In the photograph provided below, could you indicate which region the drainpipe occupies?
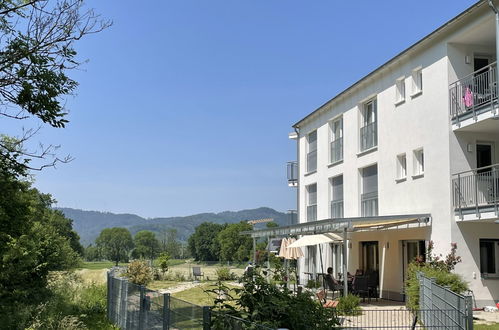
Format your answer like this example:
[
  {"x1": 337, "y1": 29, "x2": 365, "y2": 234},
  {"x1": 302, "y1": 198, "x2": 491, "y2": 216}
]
[
  {"x1": 489, "y1": 0, "x2": 499, "y2": 100},
  {"x1": 294, "y1": 127, "x2": 301, "y2": 283}
]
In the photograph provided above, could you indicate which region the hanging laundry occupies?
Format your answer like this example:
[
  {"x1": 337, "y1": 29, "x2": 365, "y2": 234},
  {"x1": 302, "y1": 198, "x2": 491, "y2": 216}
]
[{"x1": 463, "y1": 87, "x2": 474, "y2": 107}]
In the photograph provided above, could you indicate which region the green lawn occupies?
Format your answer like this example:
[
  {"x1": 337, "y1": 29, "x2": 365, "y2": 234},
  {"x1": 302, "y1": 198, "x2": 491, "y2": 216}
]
[
  {"x1": 474, "y1": 323, "x2": 499, "y2": 330},
  {"x1": 79, "y1": 261, "x2": 122, "y2": 270},
  {"x1": 172, "y1": 283, "x2": 240, "y2": 306}
]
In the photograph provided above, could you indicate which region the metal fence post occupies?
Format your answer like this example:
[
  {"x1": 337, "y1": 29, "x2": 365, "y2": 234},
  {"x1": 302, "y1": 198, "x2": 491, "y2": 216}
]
[
  {"x1": 203, "y1": 306, "x2": 211, "y2": 330},
  {"x1": 107, "y1": 271, "x2": 112, "y2": 322},
  {"x1": 139, "y1": 285, "x2": 146, "y2": 330},
  {"x1": 465, "y1": 295, "x2": 473, "y2": 330},
  {"x1": 163, "y1": 293, "x2": 170, "y2": 330}
]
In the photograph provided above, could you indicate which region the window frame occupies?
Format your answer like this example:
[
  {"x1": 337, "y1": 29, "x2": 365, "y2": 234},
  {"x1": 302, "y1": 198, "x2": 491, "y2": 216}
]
[
  {"x1": 411, "y1": 67, "x2": 423, "y2": 97},
  {"x1": 479, "y1": 239, "x2": 499, "y2": 278},
  {"x1": 396, "y1": 153, "x2": 407, "y2": 182},
  {"x1": 306, "y1": 183, "x2": 317, "y2": 222},
  {"x1": 329, "y1": 117, "x2": 343, "y2": 164},
  {"x1": 412, "y1": 148, "x2": 424, "y2": 178},
  {"x1": 306, "y1": 130, "x2": 317, "y2": 173},
  {"x1": 359, "y1": 98, "x2": 378, "y2": 152},
  {"x1": 395, "y1": 77, "x2": 406, "y2": 105}
]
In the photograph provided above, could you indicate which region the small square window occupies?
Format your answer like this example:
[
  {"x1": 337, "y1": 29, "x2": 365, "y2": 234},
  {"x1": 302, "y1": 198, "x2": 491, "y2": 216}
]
[
  {"x1": 413, "y1": 149, "x2": 424, "y2": 177},
  {"x1": 395, "y1": 78, "x2": 405, "y2": 104},
  {"x1": 411, "y1": 67, "x2": 423, "y2": 96},
  {"x1": 397, "y1": 154, "x2": 407, "y2": 180}
]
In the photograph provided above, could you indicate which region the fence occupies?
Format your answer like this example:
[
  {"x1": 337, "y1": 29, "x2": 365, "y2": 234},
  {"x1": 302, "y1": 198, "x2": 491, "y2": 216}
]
[{"x1": 418, "y1": 272, "x2": 473, "y2": 330}]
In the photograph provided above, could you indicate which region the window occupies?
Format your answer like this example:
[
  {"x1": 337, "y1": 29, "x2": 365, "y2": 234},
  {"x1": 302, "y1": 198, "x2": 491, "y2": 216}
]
[
  {"x1": 411, "y1": 67, "x2": 423, "y2": 96},
  {"x1": 413, "y1": 148, "x2": 424, "y2": 177},
  {"x1": 396, "y1": 153, "x2": 407, "y2": 181},
  {"x1": 307, "y1": 130, "x2": 317, "y2": 173},
  {"x1": 360, "y1": 99, "x2": 377, "y2": 151},
  {"x1": 307, "y1": 183, "x2": 317, "y2": 222},
  {"x1": 480, "y1": 239, "x2": 499, "y2": 277},
  {"x1": 330, "y1": 175, "x2": 344, "y2": 218},
  {"x1": 361, "y1": 165, "x2": 378, "y2": 216},
  {"x1": 330, "y1": 118, "x2": 343, "y2": 163},
  {"x1": 395, "y1": 77, "x2": 406, "y2": 104}
]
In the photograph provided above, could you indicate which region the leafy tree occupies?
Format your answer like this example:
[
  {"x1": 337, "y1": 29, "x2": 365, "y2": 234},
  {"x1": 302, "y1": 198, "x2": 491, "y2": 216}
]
[
  {"x1": 133, "y1": 230, "x2": 160, "y2": 260},
  {"x1": 84, "y1": 244, "x2": 101, "y2": 261},
  {"x1": 157, "y1": 252, "x2": 170, "y2": 276},
  {"x1": 0, "y1": 0, "x2": 110, "y2": 173},
  {"x1": 266, "y1": 221, "x2": 279, "y2": 228},
  {"x1": 123, "y1": 260, "x2": 153, "y2": 286},
  {"x1": 217, "y1": 222, "x2": 253, "y2": 262},
  {"x1": 160, "y1": 228, "x2": 182, "y2": 258},
  {"x1": 96, "y1": 227, "x2": 133, "y2": 266},
  {"x1": 188, "y1": 222, "x2": 225, "y2": 261}
]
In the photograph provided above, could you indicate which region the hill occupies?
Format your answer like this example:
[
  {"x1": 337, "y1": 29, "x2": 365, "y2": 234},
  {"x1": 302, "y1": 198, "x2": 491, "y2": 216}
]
[{"x1": 58, "y1": 207, "x2": 289, "y2": 246}]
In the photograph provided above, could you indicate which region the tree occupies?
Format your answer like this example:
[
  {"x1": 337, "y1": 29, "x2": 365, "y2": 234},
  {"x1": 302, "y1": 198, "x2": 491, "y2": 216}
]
[
  {"x1": 96, "y1": 227, "x2": 133, "y2": 266},
  {"x1": 84, "y1": 244, "x2": 101, "y2": 261},
  {"x1": 0, "y1": 0, "x2": 110, "y2": 173},
  {"x1": 160, "y1": 228, "x2": 181, "y2": 258},
  {"x1": 188, "y1": 222, "x2": 225, "y2": 261},
  {"x1": 157, "y1": 252, "x2": 170, "y2": 276},
  {"x1": 133, "y1": 230, "x2": 160, "y2": 260},
  {"x1": 217, "y1": 222, "x2": 253, "y2": 262}
]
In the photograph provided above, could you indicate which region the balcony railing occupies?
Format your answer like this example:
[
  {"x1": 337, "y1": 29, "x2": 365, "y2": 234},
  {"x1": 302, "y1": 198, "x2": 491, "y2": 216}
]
[
  {"x1": 287, "y1": 161, "x2": 298, "y2": 186},
  {"x1": 307, "y1": 205, "x2": 317, "y2": 222},
  {"x1": 452, "y1": 164, "x2": 499, "y2": 218},
  {"x1": 307, "y1": 149, "x2": 317, "y2": 173},
  {"x1": 361, "y1": 192, "x2": 378, "y2": 216},
  {"x1": 330, "y1": 200, "x2": 344, "y2": 218},
  {"x1": 449, "y1": 62, "x2": 497, "y2": 122},
  {"x1": 287, "y1": 210, "x2": 297, "y2": 225},
  {"x1": 330, "y1": 138, "x2": 343, "y2": 163},
  {"x1": 360, "y1": 122, "x2": 377, "y2": 151}
]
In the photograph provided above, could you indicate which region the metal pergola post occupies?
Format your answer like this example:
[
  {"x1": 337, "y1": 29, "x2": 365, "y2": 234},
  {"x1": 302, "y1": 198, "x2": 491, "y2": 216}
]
[{"x1": 342, "y1": 227, "x2": 348, "y2": 296}]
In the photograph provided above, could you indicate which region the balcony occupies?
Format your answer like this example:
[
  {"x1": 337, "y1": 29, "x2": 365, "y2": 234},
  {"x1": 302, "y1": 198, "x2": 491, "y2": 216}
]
[
  {"x1": 452, "y1": 164, "x2": 499, "y2": 219},
  {"x1": 287, "y1": 210, "x2": 298, "y2": 225},
  {"x1": 307, "y1": 149, "x2": 317, "y2": 173},
  {"x1": 449, "y1": 62, "x2": 498, "y2": 128},
  {"x1": 330, "y1": 200, "x2": 344, "y2": 218},
  {"x1": 361, "y1": 192, "x2": 378, "y2": 217},
  {"x1": 360, "y1": 122, "x2": 377, "y2": 151},
  {"x1": 287, "y1": 161, "x2": 298, "y2": 187},
  {"x1": 330, "y1": 138, "x2": 343, "y2": 164},
  {"x1": 307, "y1": 205, "x2": 317, "y2": 222}
]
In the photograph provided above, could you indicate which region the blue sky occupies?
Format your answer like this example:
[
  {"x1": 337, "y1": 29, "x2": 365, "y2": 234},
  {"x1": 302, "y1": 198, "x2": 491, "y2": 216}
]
[{"x1": 11, "y1": 0, "x2": 476, "y2": 218}]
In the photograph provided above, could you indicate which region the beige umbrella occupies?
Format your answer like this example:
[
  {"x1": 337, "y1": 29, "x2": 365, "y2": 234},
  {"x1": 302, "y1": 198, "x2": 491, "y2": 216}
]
[
  {"x1": 278, "y1": 237, "x2": 290, "y2": 258},
  {"x1": 286, "y1": 238, "x2": 304, "y2": 259}
]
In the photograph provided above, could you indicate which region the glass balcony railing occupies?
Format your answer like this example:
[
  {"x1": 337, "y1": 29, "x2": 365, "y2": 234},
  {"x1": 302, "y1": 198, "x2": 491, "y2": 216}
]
[
  {"x1": 307, "y1": 205, "x2": 317, "y2": 222},
  {"x1": 307, "y1": 150, "x2": 317, "y2": 173},
  {"x1": 330, "y1": 200, "x2": 344, "y2": 218},
  {"x1": 361, "y1": 192, "x2": 378, "y2": 216},
  {"x1": 360, "y1": 122, "x2": 377, "y2": 151},
  {"x1": 287, "y1": 161, "x2": 298, "y2": 186},
  {"x1": 330, "y1": 138, "x2": 343, "y2": 163}
]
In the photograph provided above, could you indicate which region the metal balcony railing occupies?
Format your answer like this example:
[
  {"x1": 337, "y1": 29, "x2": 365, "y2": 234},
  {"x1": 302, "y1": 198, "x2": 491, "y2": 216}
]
[
  {"x1": 307, "y1": 205, "x2": 317, "y2": 222},
  {"x1": 307, "y1": 149, "x2": 317, "y2": 173},
  {"x1": 287, "y1": 161, "x2": 298, "y2": 186},
  {"x1": 361, "y1": 192, "x2": 378, "y2": 216},
  {"x1": 330, "y1": 138, "x2": 343, "y2": 163},
  {"x1": 452, "y1": 164, "x2": 499, "y2": 218},
  {"x1": 330, "y1": 200, "x2": 344, "y2": 218},
  {"x1": 449, "y1": 62, "x2": 498, "y2": 122},
  {"x1": 360, "y1": 122, "x2": 377, "y2": 151}
]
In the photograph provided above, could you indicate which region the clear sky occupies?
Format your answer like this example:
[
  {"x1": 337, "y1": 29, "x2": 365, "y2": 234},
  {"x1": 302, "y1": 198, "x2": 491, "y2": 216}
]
[{"x1": 10, "y1": 0, "x2": 477, "y2": 218}]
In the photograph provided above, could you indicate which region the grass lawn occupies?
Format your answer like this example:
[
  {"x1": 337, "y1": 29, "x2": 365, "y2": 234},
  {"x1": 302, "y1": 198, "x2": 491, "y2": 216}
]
[
  {"x1": 79, "y1": 261, "x2": 122, "y2": 270},
  {"x1": 147, "y1": 280, "x2": 179, "y2": 291},
  {"x1": 172, "y1": 283, "x2": 240, "y2": 306},
  {"x1": 76, "y1": 268, "x2": 108, "y2": 284},
  {"x1": 475, "y1": 323, "x2": 499, "y2": 330}
]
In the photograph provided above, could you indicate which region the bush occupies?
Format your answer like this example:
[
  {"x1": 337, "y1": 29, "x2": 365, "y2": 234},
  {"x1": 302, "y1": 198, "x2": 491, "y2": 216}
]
[
  {"x1": 123, "y1": 259, "x2": 153, "y2": 286},
  {"x1": 216, "y1": 267, "x2": 236, "y2": 281},
  {"x1": 337, "y1": 294, "x2": 361, "y2": 316},
  {"x1": 305, "y1": 279, "x2": 321, "y2": 289}
]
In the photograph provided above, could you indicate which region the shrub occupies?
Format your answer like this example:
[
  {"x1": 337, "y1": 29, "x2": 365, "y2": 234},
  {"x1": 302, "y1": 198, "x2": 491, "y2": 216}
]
[
  {"x1": 216, "y1": 267, "x2": 236, "y2": 281},
  {"x1": 305, "y1": 279, "x2": 321, "y2": 289},
  {"x1": 123, "y1": 259, "x2": 153, "y2": 286},
  {"x1": 337, "y1": 294, "x2": 361, "y2": 316},
  {"x1": 157, "y1": 252, "x2": 170, "y2": 275}
]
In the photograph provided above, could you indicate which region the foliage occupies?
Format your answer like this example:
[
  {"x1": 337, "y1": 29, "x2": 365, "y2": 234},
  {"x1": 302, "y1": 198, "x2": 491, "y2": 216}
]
[
  {"x1": 305, "y1": 279, "x2": 321, "y2": 289},
  {"x1": 96, "y1": 227, "x2": 134, "y2": 266},
  {"x1": 123, "y1": 260, "x2": 153, "y2": 286},
  {"x1": 0, "y1": 0, "x2": 110, "y2": 173},
  {"x1": 217, "y1": 221, "x2": 253, "y2": 262},
  {"x1": 188, "y1": 222, "x2": 225, "y2": 261},
  {"x1": 216, "y1": 267, "x2": 237, "y2": 281},
  {"x1": 157, "y1": 252, "x2": 171, "y2": 275},
  {"x1": 133, "y1": 230, "x2": 160, "y2": 260},
  {"x1": 209, "y1": 268, "x2": 340, "y2": 330},
  {"x1": 405, "y1": 241, "x2": 468, "y2": 310},
  {"x1": 0, "y1": 161, "x2": 82, "y2": 328},
  {"x1": 160, "y1": 228, "x2": 183, "y2": 258},
  {"x1": 84, "y1": 244, "x2": 102, "y2": 262},
  {"x1": 337, "y1": 294, "x2": 361, "y2": 316}
]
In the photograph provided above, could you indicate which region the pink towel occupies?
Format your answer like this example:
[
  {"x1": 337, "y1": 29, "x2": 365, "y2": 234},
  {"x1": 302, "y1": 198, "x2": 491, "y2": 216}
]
[{"x1": 463, "y1": 87, "x2": 473, "y2": 107}]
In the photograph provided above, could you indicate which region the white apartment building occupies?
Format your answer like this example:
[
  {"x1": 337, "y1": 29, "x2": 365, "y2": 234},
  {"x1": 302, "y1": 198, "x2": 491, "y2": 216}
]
[{"x1": 285, "y1": 1, "x2": 499, "y2": 306}]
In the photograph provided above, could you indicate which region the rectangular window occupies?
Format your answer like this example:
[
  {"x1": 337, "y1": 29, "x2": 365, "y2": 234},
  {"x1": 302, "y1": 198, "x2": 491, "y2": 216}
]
[
  {"x1": 307, "y1": 130, "x2": 317, "y2": 173},
  {"x1": 480, "y1": 239, "x2": 499, "y2": 277},
  {"x1": 413, "y1": 148, "x2": 424, "y2": 177},
  {"x1": 330, "y1": 175, "x2": 344, "y2": 218},
  {"x1": 397, "y1": 153, "x2": 407, "y2": 180},
  {"x1": 361, "y1": 164, "x2": 378, "y2": 216},
  {"x1": 395, "y1": 77, "x2": 406, "y2": 104},
  {"x1": 412, "y1": 67, "x2": 423, "y2": 96},
  {"x1": 307, "y1": 183, "x2": 317, "y2": 222},
  {"x1": 360, "y1": 99, "x2": 377, "y2": 151},
  {"x1": 330, "y1": 118, "x2": 343, "y2": 163}
]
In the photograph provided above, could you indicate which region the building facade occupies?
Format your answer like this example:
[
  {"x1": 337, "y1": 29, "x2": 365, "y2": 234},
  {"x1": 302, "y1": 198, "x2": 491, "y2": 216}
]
[{"x1": 290, "y1": 1, "x2": 499, "y2": 306}]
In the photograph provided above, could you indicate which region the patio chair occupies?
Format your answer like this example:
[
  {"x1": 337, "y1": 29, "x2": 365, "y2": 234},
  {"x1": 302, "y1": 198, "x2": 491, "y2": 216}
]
[
  {"x1": 325, "y1": 274, "x2": 343, "y2": 299},
  {"x1": 367, "y1": 270, "x2": 379, "y2": 301},
  {"x1": 316, "y1": 290, "x2": 339, "y2": 309},
  {"x1": 192, "y1": 266, "x2": 204, "y2": 281},
  {"x1": 352, "y1": 275, "x2": 370, "y2": 302}
]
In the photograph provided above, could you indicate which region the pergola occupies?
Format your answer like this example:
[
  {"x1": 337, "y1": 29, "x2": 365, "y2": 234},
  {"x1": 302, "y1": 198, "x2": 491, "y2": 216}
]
[{"x1": 243, "y1": 213, "x2": 431, "y2": 295}]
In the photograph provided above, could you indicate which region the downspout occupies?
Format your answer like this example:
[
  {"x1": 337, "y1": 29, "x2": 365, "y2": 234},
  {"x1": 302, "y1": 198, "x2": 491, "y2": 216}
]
[
  {"x1": 294, "y1": 126, "x2": 301, "y2": 284},
  {"x1": 489, "y1": 0, "x2": 499, "y2": 102}
]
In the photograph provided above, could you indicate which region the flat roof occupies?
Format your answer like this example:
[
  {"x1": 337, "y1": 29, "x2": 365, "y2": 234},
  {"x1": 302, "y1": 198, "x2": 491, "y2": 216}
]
[{"x1": 293, "y1": 0, "x2": 486, "y2": 128}]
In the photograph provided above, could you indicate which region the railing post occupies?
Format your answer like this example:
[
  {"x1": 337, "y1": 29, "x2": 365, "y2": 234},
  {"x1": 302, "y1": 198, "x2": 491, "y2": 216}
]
[
  {"x1": 474, "y1": 171, "x2": 480, "y2": 218},
  {"x1": 494, "y1": 166, "x2": 498, "y2": 216},
  {"x1": 139, "y1": 285, "x2": 146, "y2": 330},
  {"x1": 465, "y1": 294, "x2": 473, "y2": 330},
  {"x1": 107, "y1": 271, "x2": 112, "y2": 322},
  {"x1": 202, "y1": 306, "x2": 211, "y2": 330},
  {"x1": 163, "y1": 293, "x2": 170, "y2": 330},
  {"x1": 457, "y1": 174, "x2": 463, "y2": 220}
]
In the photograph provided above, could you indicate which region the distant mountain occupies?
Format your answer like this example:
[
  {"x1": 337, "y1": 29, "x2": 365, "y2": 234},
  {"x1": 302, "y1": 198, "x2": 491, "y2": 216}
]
[{"x1": 58, "y1": 207, "x2": 289, "y2": 246}]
